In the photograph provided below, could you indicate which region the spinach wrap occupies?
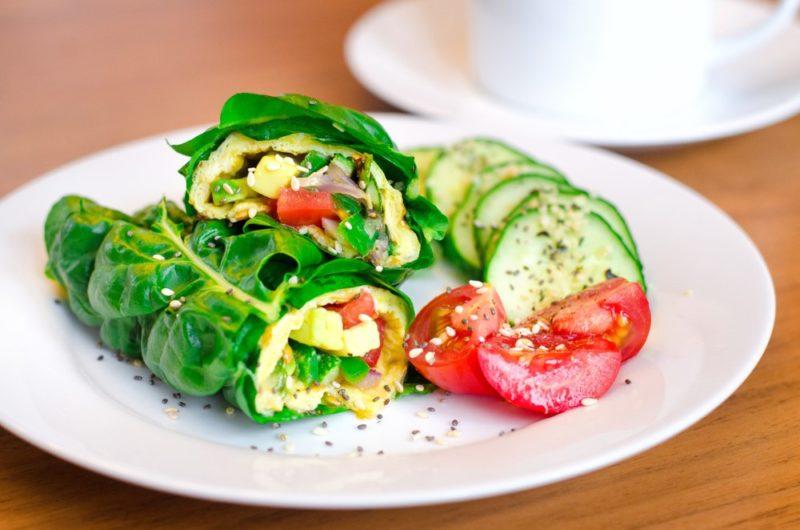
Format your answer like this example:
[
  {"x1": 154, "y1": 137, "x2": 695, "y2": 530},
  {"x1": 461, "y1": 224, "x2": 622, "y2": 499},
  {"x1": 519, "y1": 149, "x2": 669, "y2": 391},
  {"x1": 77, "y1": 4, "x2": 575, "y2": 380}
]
[
  {"x1": 171, "y1": 93, "x2": 447, "y2": 284},
  {"x1": 45, "y1": 196, "x2": 424, "y2": 422}
]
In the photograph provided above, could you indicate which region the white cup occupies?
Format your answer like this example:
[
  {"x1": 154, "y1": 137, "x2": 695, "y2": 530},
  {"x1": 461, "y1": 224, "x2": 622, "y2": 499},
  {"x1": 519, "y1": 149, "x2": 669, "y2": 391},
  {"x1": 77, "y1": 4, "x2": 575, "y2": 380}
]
[{"x1": 469, "y1": 0, "x2": 800, "y2": 122}]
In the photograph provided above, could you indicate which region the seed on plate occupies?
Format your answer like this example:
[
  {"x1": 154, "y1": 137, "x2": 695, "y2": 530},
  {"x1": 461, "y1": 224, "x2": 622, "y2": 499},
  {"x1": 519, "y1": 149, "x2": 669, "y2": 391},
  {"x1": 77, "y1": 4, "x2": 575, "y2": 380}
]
[
  {"x1": 416, "y1": 410, "x2": 429, "y2": 419},
  {"x1": 278, "y1": 433, "x2": 288, "y2": 442},
  {"x1": 581, "y1": 398, "x2": 599, "y2": 407},
  {"x1": 133, "y1": 375, "x2": 143, "y2": 381},
  {"x1": 435, "y1": 437, "x2": 447, "y2": 446},
  {"x1": 324, "y1": 441, "x2": 333, "y2": 447},
  {"x1": 97, "y1": 355, "x2": 104, "y2": 361},
  {"x1": 625, "y1": 379, "x2": 632, "y2": 385},
  {"x1": 312, "y1": 426, "x2": 328, "y2": 436},
  {"x1": 283, "y1": 443, "x2": 296, "y2": 453},
  {"x1": 357, "y1": 424, "x2": 367, "y2": 430},
  {"x1": 446, "y1": 429, "x2": 461, "y2": 438},
  {"x1": 225, "y1": 406, "x2": 235, "y2": 415},
  {"x1": 161, "y1": 287, "x2": 175, "y2": 297},
  {"x1": 161, "y1": 398, "x2": 168, "y2": 404},
  {"x1": 426, "y1": 407, "x2": 435, "y2": 413},
  {"x1": 163, "y1": 407, "x2": 179, "y2": 420}
]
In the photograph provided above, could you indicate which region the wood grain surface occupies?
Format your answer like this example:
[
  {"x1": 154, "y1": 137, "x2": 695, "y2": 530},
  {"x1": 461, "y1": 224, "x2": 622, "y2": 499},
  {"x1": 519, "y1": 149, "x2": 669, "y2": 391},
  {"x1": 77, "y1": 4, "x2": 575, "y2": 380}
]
[{"x1": 1, "y1": 1, "x2": 798, "y2": 528}]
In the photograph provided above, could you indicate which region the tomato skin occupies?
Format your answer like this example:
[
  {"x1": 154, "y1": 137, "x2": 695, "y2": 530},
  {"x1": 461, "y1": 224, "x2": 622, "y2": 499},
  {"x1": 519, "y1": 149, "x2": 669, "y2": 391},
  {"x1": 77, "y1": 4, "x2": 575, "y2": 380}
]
[
  {"x1": 532, "y1": 278, "x2": 650, "y2": 361},
  {"x1": 478, "y1": 333, "x2": 621, "y2": 415},
  {"x1": 330, "y1": 291, "x2": 377, "y2": 329},
  {"x1": 404, "y1": 284, "x2": 506, "y2": 396},
  {"x1": 276, "y1": 189, "x2": 337, "y2": 226}
]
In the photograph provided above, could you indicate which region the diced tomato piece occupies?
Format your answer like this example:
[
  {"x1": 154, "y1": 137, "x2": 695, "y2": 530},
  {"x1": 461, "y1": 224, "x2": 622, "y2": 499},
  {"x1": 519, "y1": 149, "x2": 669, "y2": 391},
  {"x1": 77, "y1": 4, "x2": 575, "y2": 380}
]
[
  {"x1": 329, "y1": 291, "x2": 378, "y2": 329},
  {"x1": 404, "y1": 284, "x2": 506, "y2": 396},
  {"x1": 531, "y1": 278, "x2": 651, "y2": 361},
  {"x1": 478, "y1": 332, "x2": 621, "y2": 415},
  {"x1": 362, "y1": 318, "x2": 385, "y2": 368},
  {"x1": 276, "y1": 189, "x2": 337, "y2": 227}
]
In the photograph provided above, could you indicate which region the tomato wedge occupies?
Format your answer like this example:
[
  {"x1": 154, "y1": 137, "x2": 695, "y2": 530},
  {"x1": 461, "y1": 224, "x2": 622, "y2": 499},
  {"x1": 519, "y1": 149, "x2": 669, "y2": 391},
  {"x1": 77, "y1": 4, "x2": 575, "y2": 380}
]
[
  {"x1": 276, "y1": 189, "x2": 337, "y2": 226},
  {"x1": 330, "y1": 290, "x2": 377, "y2": 329},
  {"x1": 404, "y1": 284, "x2": 506, "y2": 396},
  {"x1": 532, "y1": 278, "x2": 650, "y2": 361},
  {"x1": 478, "y1": 332, "x2": 621, "y2": 415},
  {"x1": 362, "y1": 318, "x2": 385, "y2": 368}
]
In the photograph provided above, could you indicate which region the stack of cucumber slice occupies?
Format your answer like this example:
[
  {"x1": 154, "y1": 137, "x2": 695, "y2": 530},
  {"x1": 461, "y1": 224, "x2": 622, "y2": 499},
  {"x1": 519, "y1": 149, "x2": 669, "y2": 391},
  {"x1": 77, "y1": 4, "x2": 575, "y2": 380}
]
[{"x1": 406, "y1": 138, "x2": 645, "y2": 323}]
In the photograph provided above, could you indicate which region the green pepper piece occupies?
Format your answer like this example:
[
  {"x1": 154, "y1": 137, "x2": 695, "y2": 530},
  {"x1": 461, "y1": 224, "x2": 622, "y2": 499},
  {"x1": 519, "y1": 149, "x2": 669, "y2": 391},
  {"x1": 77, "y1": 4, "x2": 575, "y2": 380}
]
[
  {"x1": 339, "y1": 356, "x2": 370, "y2": 384},
  {"x1": 331, "y1": 153, "x2": 355, "y2": 176},
  {"x1": 317, "y1": 353, "x2": 341, "y2": 384},
  {"x1": 300, "y1": 151, "x2": 329, "y2": 174},
  {"x1": 291, "y1": 340, "x2": 319, "y2": 386},
  {"x1": 211, "y1": 178, "x2": 255, "y2": 205},
  {"x1": 337, "y1": 213, "x2": 377, "y2": 257}
]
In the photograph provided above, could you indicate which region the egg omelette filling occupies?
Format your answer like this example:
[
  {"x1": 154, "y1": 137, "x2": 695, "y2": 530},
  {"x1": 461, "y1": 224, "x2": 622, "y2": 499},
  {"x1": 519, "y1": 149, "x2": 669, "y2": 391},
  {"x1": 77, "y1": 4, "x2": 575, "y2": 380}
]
[
  {"x1": 253, "y1": 286, "x2": 409, "y2": 419},
  {"x1": 189, "y1": 132, "x2": 421, "y2": 269}
]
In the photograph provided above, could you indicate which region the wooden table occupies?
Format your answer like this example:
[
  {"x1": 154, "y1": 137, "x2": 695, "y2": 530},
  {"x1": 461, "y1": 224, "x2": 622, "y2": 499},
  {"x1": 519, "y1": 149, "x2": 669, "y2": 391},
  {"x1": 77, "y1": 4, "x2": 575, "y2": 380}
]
[{"x1": 1, "y1": 1, "x2": 798, "y2": 527}]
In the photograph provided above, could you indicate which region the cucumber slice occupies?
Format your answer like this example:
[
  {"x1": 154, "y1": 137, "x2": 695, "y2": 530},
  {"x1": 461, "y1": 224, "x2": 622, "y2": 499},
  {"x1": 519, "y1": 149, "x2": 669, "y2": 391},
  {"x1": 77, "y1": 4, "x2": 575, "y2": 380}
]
[
  {"x1": 405, "y1": 146, "x2": 444, "y2": 199},
  {"x1": 491, "y1": 186, "x2": 640, "y2": 260},
  {"x1": 425, "y1": 138, "x2": 533, "y2": 219},
  {"x1": 449, "y1": 163, "x2": 565, "y2": 271},
  {"x1": 473, "y1": 174, "x2": 565, "y2": 255},
  {"x1": 486, "y1": 209, "x2": 644, "y2": 323}
]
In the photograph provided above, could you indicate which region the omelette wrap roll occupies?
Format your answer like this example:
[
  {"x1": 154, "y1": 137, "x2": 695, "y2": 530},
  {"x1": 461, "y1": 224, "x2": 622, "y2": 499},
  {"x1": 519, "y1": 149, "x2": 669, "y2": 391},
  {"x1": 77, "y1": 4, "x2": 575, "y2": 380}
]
[
  {"x1": 171, "y1": 93, "x2": 447, "y2": 284},
  {"x1": 45, "y1": 196, "x2": 420, "y2": 422}
]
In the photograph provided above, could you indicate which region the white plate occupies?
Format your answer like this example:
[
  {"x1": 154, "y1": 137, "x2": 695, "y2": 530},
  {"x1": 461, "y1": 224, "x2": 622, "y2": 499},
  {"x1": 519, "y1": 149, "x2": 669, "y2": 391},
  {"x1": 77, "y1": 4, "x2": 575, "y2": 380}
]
[
  {"x1": 346, "y1": 0, "x2": 800, "y2": 148},
  {"x1": 0, "y1": 115, "x2": 774, "y2": 508}
]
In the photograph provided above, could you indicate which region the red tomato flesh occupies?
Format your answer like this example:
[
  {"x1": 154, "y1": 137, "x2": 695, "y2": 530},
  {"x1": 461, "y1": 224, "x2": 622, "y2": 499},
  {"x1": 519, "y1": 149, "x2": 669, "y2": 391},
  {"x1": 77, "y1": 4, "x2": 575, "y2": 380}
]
[
  {"x1": 330, "y1": 291, "x2": 378, "y2": 329},
  {"x1": 532, "y1": 278, "x2": 650, "y2": 361},
  {"x1": 276, "y1": 189, "x2": 337, "y2": 227},
  {"x1": 478, "y1": 332, "x2": 621, "y2": 415},
  {"x1": 362, "y1": 318, "x2": 385, "y2": 368},
  {"x1": 404, "y1": 284, "x2": 506, "y2": 396}
]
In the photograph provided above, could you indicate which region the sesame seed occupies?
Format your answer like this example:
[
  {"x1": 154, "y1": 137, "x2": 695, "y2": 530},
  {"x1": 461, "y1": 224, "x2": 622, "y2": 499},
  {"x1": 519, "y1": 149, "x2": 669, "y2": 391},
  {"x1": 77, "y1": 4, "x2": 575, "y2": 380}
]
[
  {"x1": 416, "y1": 410, "x2": 429, "y2": 419},
  {"x1": 394, "y1": 381, "x2": 404, "y2": 392},
  {"x1": 446, "y1": 429, "x2": 461, "y2": 438},
  {"x1": 298, "y1": 227, "x2": 308, "y2": 235},
  {"x1": 312, "y1": 426, "x2": 327, "y2": 436},
  {"x1": 476, "y1": 287, "x2": 488, "y2": 294},
  {"x1": 163, "y1": 407, "x2": 179, "y2": 420},
  {"x1": 225, "y1": 406, "x2": 235, "y2": 415},
  {"x1": 358, "y1": 313, "x2": 371, "y2": 323},
  {"x1": 478, "y1": 336, "x2": 485, "y2": 343},
  {"x1": 545, "y1": 359, "x2": 558, "y2": 365},
  {"x1": 424, "y1": 351, "x2": 436, "y2": 364},
  {"x1": 248, "y1": 207, "x2": 258, "y2": 219},
  {"x1": 161, "y1": 287, "x2": 174, "y2": 297},
  {"x1": 683, "y1": 288, "x2": 694, "y2": 297},
  {"x1": 333, "y1": 123, "x2": 345, "y2": 132},
  {"x1": 290, "y1": 176, "x2": 300, "y2": 191},
  {"x1": 344, "y1": 221, "x2": 353, "y2": 230},
  {"x1": 445, "y1": 326, "x2": 456, "y2": 337},
  {"x1": 469, "y1": 280, "x2": 483, "y2": 288},
  {"x1": 538, "y1": 345, "x2": 549, "y2": 351},
  {"x1": 469, "y1": 314, "x2": 478, "y2": 321},
  {"x1": 278, "y1": 433, "x2": 288, "y2": 442},
  {"x1": 415, "y1": 384, "x2": 424, "y2": 392},
  {"x1": 168, "y1": 299, "x2": 182, "y2": 310},
  {"x1": 435, "y1": 437, "x2": 447, "y2": 446},
  {"x1": 222, "y1": 183, "x2": 234, "y2": 194},
  {"x1": 152, "y1": 254, "x2": 165, "y2": 261},
  {"x1": 288, "y1": 275, "x2": 299, "y2": 285},
  {"x1": 375, "y1": 265, "x2": 384, "y2": 272},
  {"x1": 408, "y1": 348, "x2": 423, "y2": 358},
  {"x1": 358, "y1": 180, "x2": 367, "y2": 190},
  {"x1": 581, "y1": 398, "x2": 598, "y2": 407},
  {"x1": 246, "y1": 173, "x2": 255, "y2": 187},
  {"x1": 132, "y1": 359, "x2": 143, "y2": 368},
  {"x1": 555, "y1": 344, "x2": 566, "y2": 351},
  {"x1": 430, "y1": 337, "x2": 443, "y2": 346},
  {"x1": 455, "y1": 305, "x2": 464, "y2": 314}
]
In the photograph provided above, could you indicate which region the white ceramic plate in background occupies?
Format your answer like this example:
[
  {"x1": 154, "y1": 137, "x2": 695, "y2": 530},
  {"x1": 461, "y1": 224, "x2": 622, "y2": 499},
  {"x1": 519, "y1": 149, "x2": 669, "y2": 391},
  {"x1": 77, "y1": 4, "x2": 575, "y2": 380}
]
[
  {"x1": 0, "y1": 115, "x2": 774, "y2": 508},
  {"x1": 346, "y1": 0, "x2": 800, "y2": 148}
]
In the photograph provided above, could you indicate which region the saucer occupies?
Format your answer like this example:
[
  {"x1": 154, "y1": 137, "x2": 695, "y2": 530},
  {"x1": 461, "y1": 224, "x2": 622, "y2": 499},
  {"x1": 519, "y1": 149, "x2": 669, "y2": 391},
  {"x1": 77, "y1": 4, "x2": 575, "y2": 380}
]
[{"x1": 346, "y1": 0, "x2": 800, "y2": 148}]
